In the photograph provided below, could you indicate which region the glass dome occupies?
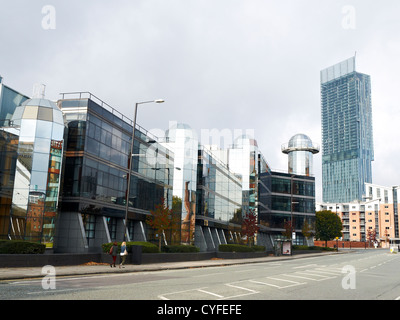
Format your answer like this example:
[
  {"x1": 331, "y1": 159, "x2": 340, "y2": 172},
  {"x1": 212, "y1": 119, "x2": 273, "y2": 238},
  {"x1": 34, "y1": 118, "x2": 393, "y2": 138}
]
[
  {"x1": 11, "y1": 98, "x2": 65, "y2": 126},
  {"x1": 288, "y1": 134, "x2": 313, "y2": 148}
]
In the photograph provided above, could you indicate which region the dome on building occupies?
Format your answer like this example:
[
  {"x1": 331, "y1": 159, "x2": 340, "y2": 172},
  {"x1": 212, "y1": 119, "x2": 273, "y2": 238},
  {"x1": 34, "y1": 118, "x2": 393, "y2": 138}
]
[
  {"x1": 288, "y1": 133, "x2": 313, "y2": 149},
  {"x1": 282, "y1": 133, "x2": 319, "y2": 154},
  {"x1": 233, "y1": 134, "x2": 258, "y2": 147},
  {"x1": 11, "y1": 98, "x2": 65, "y2": 125},
  {"x1": 165, "y1": 122, "x2": 197, "y2": 143}
]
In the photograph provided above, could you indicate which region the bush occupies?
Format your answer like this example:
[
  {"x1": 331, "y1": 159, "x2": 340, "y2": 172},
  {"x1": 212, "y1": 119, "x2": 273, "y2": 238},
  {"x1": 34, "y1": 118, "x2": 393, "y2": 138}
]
[
  {"x1": 0, "y1": 240, "x2": 46, "y2": 254},
  {"x1": 102, "y1": 241, "x2": 159, "y2": 254},
  {"x1": 292, "y1": 245, "x2": 335, "y2": 251},
  {"x1": 219, "y1": 244, "x2": 255, "y2": 252},
  {"x1": 162, "y1": 245, "x2": 200, "y2": 253},
  {"x1": 252, "y1": 245, "x2": 266, "y2": 252}
]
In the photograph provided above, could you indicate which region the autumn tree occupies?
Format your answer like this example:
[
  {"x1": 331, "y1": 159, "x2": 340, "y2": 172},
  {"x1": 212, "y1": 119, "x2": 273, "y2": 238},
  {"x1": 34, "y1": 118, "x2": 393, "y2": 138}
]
[
  {"x1": 282, "y1": 219, "x2": 294, "y2": 240},
  {"x1": 241, "y1": 208, "x2": 259, "y2": 247},
  {"x1": 146, "y1": 198, "x2": 177, "y2": 251}
]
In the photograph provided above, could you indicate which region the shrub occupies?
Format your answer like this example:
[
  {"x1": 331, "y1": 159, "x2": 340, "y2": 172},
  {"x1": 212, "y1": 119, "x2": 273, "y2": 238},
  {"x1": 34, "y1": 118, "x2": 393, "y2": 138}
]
[
  {"x1": 219, "y1": 244, "x2": 255, "y2": 252},
  {"x1": 162, "y1": 245, "x2": 199, "y2": 253},
  {"x1": 0, "y1": 240, "x2": 46, "y2": 254},
  {"x1": 252, "y1": 245, "x2": 266, "y2": 252},
  {"x1": 101, "y1": 241, "x2": 159, "y2": 254},
  {"x1": 292, "y1": 245, "x2": 335, "y2": 251}
]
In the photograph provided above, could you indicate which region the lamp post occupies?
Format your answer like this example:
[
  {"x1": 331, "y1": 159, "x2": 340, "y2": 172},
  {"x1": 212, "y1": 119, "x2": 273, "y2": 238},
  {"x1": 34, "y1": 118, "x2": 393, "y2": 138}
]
[{"x1": 124, "y1": 99, "x2": 164, "y2": 241}]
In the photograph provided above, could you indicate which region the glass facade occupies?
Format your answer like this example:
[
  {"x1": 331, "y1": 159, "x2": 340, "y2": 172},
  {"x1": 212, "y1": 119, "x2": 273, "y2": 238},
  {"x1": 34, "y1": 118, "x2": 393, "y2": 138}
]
[
  {"x1": 196, "y1": 146, "x2": 242, "y2": 237},
  {"x1": 0, "y1": 98, "x2": 66, "y2": 246},
  {"x1": 281, "y1": 134, "x2": 319, "y2": 176},
  {"x1": 228, "y1": 135, "x2": 260, "y2": 216},
  {"x1": 57, "y1": 94, "x2": 174, "y2": 252},
  {"x1": 259, "y1": 171, "x2": 316, "y2": 245},
  {"x1": 163, "y1": 123, "x2": 198, "y2": 245},
  {"x1": 321, "y1": 56, "x2": 374, "y2": 203},
  {"x1": 0, "y1": 80, "x2": 29, "y2": 127}
]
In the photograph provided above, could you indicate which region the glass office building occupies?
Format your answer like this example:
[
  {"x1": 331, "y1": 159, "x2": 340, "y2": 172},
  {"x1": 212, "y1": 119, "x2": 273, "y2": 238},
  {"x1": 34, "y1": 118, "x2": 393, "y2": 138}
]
[
  {"x1": 321, "y1": 56, "x2": 374, "y2": 203},
  {"x1": 0, "y1": 95, "x2": 66, "y2": 246},
  {"x1": 163, "y1": 123, "x2": 198, "y2": 245},
  {"x1": 259, "y1": 171, "x2": 316, "y2": 245},
  {"x1": 56, "y1": 93, "x2": 174, "y2": 253},
  {"x1": 0, "y1": 77, "x2": 29, "y2": 127},
  {"x1": 195, "y1": 146, "x2": 243, "y2": 251}
]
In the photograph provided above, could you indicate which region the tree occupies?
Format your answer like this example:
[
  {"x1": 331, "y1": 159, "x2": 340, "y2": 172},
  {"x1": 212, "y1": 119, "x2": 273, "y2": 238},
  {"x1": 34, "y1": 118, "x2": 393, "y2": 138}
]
[
  {"x1": 241, "y1": 208, "x2": 259, "y2": 247},
  {"x1": 146, "y1": 198, "x2": 176, "y2": 251},
  {"x1": 367, "y1": 229, "x2": 377, "y2": 248},
  {"x1": 315, "y1": 210, "x2": 343, "y2": 247},
  {"x1": 302, "y1": 219, "x2": 314, "y2": 245},
  {"x1": 282, "y1": 219, "x2": 294, "y2": 240}
]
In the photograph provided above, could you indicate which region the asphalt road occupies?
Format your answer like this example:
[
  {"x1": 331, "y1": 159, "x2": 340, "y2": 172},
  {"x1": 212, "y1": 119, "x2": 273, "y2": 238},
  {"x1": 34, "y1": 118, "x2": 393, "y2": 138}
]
[{"x1": 1, "y1": 249, "x2": 400, "y2": 301}]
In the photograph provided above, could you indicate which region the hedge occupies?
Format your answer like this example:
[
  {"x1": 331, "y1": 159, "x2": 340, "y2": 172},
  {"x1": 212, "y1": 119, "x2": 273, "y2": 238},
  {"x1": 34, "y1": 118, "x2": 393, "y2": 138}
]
[
  {"x1": 102, "y1": 241, "x2": 159, "y2": 254},
  {"x1": 219, "y1": 244, "x2": 265, "y2": 252},
  {"x1": 292, "y1": 245, "x2": 335, "y2": 251},
  {"x1": 0, "y1": 240, "x2": 46, "y2": 254},
  {"x1": 162, "y1": 245, "x2": 199, "y2": 253}
]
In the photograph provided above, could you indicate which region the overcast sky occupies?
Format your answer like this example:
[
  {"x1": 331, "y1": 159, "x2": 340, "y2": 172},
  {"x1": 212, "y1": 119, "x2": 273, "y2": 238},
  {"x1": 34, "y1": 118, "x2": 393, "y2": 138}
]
[{"x1": 1, "y1": 0, "x2": 400, "y2": 202}]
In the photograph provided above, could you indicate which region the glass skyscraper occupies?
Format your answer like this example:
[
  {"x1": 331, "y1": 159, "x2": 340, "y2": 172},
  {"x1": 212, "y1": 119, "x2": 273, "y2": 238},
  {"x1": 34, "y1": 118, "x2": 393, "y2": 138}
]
[{"x1": 321, "y1": 56, "x2": 374, "y2": 203}]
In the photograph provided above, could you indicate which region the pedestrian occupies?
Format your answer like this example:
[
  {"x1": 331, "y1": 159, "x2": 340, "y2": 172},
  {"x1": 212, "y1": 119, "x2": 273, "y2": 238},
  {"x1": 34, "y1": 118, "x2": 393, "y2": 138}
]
[
  {"x1": 110, "y1": 241, "x2": 118, "y2": 267},
  {"x1": 119, "y1": 241, "x2": 128, "y2": 268}
]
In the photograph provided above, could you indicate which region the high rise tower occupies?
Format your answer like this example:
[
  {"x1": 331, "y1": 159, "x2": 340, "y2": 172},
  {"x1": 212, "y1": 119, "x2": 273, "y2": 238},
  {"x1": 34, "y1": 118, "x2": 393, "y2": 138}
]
[{"x1": 320, "y1": 56, "x2": 374, "y2": 203}]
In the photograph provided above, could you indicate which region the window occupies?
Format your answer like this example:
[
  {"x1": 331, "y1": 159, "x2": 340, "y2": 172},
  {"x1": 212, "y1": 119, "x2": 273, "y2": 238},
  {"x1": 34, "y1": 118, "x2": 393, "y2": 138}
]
[{"x1": 81, "y1": 214, "x2": 96, "y2": 241}]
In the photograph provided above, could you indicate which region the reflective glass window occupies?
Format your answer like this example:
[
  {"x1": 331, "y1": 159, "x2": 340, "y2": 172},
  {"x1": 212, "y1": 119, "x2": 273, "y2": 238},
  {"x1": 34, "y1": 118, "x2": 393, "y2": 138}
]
[
  {"x1": 23, "y1": 106, "x2": 39, "y2": 119},
  {"x1": 12, "y1": 106, "x2": 24, "y2": 120},
  {"x1": 34, "y1": 138, "x2": 51, "y2": 153},
  {"x1": 30, "y1": 171, "x2": 48, "y2": 192},
  {"x1": 53, "y1": 109, "x2": 64, "y2": 124},
  {"x1": 32, "y1": 153, "x2": 50, "y2": 172},
  {"x1": 51, "y1": 123, "x2": 65, "y2": 141},
  {"x1": 37, "y1": 107, "x2": 53, "y2": 121},
  {"x1": 36, "y1": 121, "x2": 53, "y2": 138},
  {"x1": 20, "y1": 119, "x2": 37, "y2": 139}
]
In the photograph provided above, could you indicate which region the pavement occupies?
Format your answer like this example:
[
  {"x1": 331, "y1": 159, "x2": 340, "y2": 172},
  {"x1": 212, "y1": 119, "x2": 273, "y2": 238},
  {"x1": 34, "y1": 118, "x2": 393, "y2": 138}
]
[{"x1": 0, "y1": 251, "x2": 344, "y2": 281}]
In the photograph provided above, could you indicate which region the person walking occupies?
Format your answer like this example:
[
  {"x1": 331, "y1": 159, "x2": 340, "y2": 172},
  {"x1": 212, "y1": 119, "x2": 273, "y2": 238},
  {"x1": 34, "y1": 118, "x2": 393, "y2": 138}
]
[
  {"x1": 119, "y1": 241, "x2": 128, "y2": 268},
  {"x1": 110, "y1": 241, "x2": 118, "y2": 267}
]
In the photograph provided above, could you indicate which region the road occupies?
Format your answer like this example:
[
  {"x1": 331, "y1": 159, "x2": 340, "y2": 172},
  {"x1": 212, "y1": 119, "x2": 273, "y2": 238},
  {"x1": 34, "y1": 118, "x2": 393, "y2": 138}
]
[{"x1": 1, "y1": 249, "x2": 400, "y2": 301}]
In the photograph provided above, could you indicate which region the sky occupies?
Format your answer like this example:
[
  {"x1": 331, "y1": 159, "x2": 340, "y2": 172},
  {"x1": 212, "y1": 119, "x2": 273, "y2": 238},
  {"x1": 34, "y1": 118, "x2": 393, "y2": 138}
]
[{"x1": 1, "y1": 0, "x2": 400, "y2": 202}]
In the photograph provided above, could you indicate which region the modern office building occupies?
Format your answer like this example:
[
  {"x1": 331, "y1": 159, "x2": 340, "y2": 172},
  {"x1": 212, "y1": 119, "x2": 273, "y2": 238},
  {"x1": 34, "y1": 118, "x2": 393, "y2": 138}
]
[
  {"x1": 0, "y1": 76, "x2": 29, "y2": 127},
  {"x1": 259, "y1": 171, "x2": 316, "y2": 246},
  {"x1": 195, "y1": 145, "x2": 243, "y2": 251},
  {"x1": 162, "y1": 122, "x2": 198, "y2": 245},
  {"x1": 317, "y1": 183, "x2": 400, "y2": 246},
  {"x1": 0, "y1": 86, "x2": 66, "y2": 246},
  {"x1": 281, "y1": 134, "x2": 319, "y2": 176},
  {"x1": 321, "y1": 56, "x2": 374, "y2": 203},
  {"x1": 55, "y1": 92, "x2": 174, "y2": 253}
]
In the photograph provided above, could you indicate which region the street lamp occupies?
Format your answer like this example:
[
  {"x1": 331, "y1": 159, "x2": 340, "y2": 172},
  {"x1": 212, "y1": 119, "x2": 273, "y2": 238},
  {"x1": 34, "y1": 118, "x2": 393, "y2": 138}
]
[{"x1": 124, "y1": 99, "x2": 165, "y2": 241}]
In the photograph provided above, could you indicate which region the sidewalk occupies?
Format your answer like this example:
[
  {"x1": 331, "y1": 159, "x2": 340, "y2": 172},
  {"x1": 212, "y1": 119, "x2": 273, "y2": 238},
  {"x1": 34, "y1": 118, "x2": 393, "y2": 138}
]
[{"x1": 0, "y1": 251, "x2": 341, "y2": 281}]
